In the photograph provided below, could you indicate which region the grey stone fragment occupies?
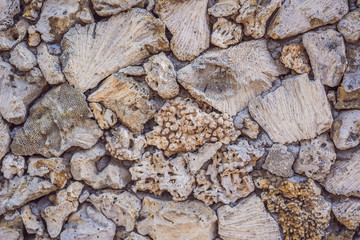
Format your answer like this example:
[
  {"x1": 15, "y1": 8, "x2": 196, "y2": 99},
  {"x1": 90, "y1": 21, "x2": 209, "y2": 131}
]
[{"x1": 262, "y1": 144, "x2": 295, "y2": 177}]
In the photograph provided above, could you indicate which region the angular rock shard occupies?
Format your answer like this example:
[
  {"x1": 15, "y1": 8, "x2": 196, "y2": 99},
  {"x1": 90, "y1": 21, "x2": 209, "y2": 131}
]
[
  {"x1": 89, "y1": 103, "x2": 117, "y2": 130},
  {"x1": 61, "y1": 8, "x2": 169, "y2": 92},
  {"x1": 249, "y1": 74, "x2": 333, "y2": 144},
  {"x1": 9, "y1": 42, "x2": 37, "y2": 72},
  {"x1": 211, "y1": 18, "x2": 242, "y2": 49},
  {"x1": 177, "y1": 39, "x2": 284, "y2": 116},
  {"x1": 37, "y1": 43, "x2": 65, "y2": 85},
  {"x1": 331, "y1": 110, "x2": 360, "y2": 150},
  {"x1": 20, "y1": 205, "x2": 45, "y2": 236},
  {"x1": 0, "y1": 118, "x2": 10, "y2": 161},
  {"x1": 154, "y1": 0, "x2": 210, "y2": 61},
  {"x1": 1, "y1": 153, "x2": 26, "y2": 180},
  {"x1": 267, "y1": 0, "x2": 349, "y2": 39},
  {"x1": 338, "y1": 9, "x2": 360, "y2": 43},
  {"x1": 11, "y1": 83, "x2": 103, "y2": 157},
  {"x1": 262, "y1": 144, "x2": 294, "y2": 178}
]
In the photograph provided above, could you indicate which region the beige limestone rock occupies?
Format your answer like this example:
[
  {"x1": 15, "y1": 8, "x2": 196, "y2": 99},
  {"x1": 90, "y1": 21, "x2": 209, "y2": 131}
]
[
  {"x1": 0, "y1": 0, "x2": 20, "y2": 31},
  {"x1": 233, "y1": 108, "x2": 259, "y2": 139},
  {"x1": 294, "y1": 133, "x2": 336, "y2": 182},
  {"x1": 119, "y1": 65, "x2": 146, "y2": 76},
  {"x1": 60, "y1": 204, "x2": 116, "y2": 240},
  {"x1": 177, "y1": 39, "x2": 283, "y2": 116},
  {"x1": 9, "y1": 42, "x2": 37, "y2": 72},
  {"x1": 185, "y1": 142, "x2": 222, "y2": 174},
  {"x1": 42, "y1": 182, "x2": 83, "y2": 238},
  {"x1": 331, "y1": 110, "x2": 360, "y2": 150},
  {"x1": 1, "y1": 153, "x2": 26, "y2": 180},
  {"x1": 0, "y1": 19, "x2": 28, "y2": 51},
  {"x1": 262, "y1": 144, "x2": 294, "y2": 178},
  {"x1": 88, "y1": 72, "x2": 156, "y2": 134},
  {"x1": 303, "y1": 29, "x2": 347, "y2": 87},
  {"x1": 0, "y1": 212, "x2": 23, "y2": 240},
  {"x1": 105, "y1": 125, "x2": 147, "y2": 161},
  {"x1": 136, "y1": 197, "x2": 217, "y2": 240},
  {"x1": 92, "y1": 0, "x2": 144, "y2": 16},
  {"x1": 0, "y1": 118, "x2": 10, "y2": 161},
  {"x1": 333, "y1": 198, "x2": 360, "y2": 230},
  {"x1": 70, "y1": 143, "x2": 131, "y2": 189},
  {"x1": 267, "y1": 0, "x2": 349, "y2": 39},
  {"x1": 154, "y1": 0, "x2": 210, "y2": 61},
  {"x1": 249, "y1": 74, "x2": 333, "y2": 144},
  {"x1": 280, "y1": 43, "x2": 311, "y2": 74},
  {"x1": 11, "y1": 83, "x2": 103, "y2": 157},
  {"x1": 143, "y1": 52, "x2": 179, "y2": 99},
  {"x1": 27, "y1": 157, "x2": 71, "y2": 188},
  {"x1": 88, "y1": 190, "x2": 141, "y2": 231},
  {"x1": 208, "y1": 0, "x2": 240, "y2": 17},
  {"x1": 28, "y1": 25, "x2": 41, "y2": 47},
  {"x1": 22, "y1": 0, "x2": 43, "y2": 21},
  {"x1": 61, "y1": 8, "x2": 169, "y2": 92},
  {"x1": 217, "y1": 193, "x2": 282, "y2": 240},
  {"x1": 236, "y1": 0, "x2": 281, "y2": 39},
  {"x1": 89, "y1": 102, "x2": 117, "y2": 130},
  {"x1": 37, "y1": 43, "x2": 65, "y2": 85},
  {"x1": 20, "y1": 205, "x2": 45, "y2": 236},
  {"x1": 125, "y1": 232, "x2": 151, "y2": 240},
  {"x1": 211, "y1": 18, "x2": 242, "y2": 48},
  {"x1": 338, "y1": 9, "x2": 360, "y2": 43}
]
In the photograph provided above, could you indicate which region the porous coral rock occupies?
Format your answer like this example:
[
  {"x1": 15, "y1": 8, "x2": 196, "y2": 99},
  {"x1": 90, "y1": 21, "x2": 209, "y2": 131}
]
[
  {"x1": 27, "y1": 25, "x2": 41, "y2": 47},
  {"x1": 1, "y1": 153, "x2": 26, "y2": 180},
  {"x1": 303, "y1": 29, "x2": 347, "y2": 87},
  {"x1": 211, "y1": 18, "x2": 242, "y2": 49},
  {"x1": 60, "y1": 8, "x2": 169, "y2": 92},
  {"x1": 11, "y1": 83, "x2": 103, "y2": 157},
  {"x1": 91, "y1": 0, "x2": 144, "y2": 16},
  {"x1": 37, "y1": 43, "x2": 65, "y2": 85},
  {"x1": 267, "y1": 0, "x2": 348, "y2": 39},
  {"x1": 233, "y1": 108, "x2": 259, "y2": 139},
  {"x1": 280, "y1": 43, "x2": 311, "y2": 74},
  {"x1": 20, "y1": 205, "x2": 45, "y2": 236},
  {"x1": 0, "y1": 211, "x2": 24, "y2": 240},
  {"x1": 0, "y1": 118, "x2": 10, "y2": 161},
  {"x1": 41, "y1": 182, "x2": 83, "y2": 238},
  {"x1": 217, "y1": 193, "x2": 282, "y2": 240},
  {"x1": 194, "y1": 140, "x2": 264, "y2": 205},
  {"x1": 249, "y1": 74, "x2": 333, "y2": 144},
  {"x1": 89, "y1": 103, "x2": 117, "y2": 130},
  {"x1": 154, "y1": 0, "x2": 210, "y2": 61},
  {"x1": 9, "y1": 42, "x2": 37, "y2": 72},
  {"x1": 60, "y1": 204, "x2": 116, "y2": 240},
  {"x1": 262, "y1": 144, "x2": 294, "y2": 178},
  {"x1": 146, "y1": 97, "x2": 240, "y2": 156},
  {"x1": 0, "y1": 19, "x2": 28, "y2": 51},
  {"x1": 331, "y1": 110, "x2": 360, "y2": 150},
  {"x1": 88, "y1": 190, "x2": 141, "y2": 231},
  {"x1": 27, "y1": 157, "x2": 71, "y2": 188},
  {"x1": 143, "y1": 52, "x2": 179, "y2": 99},
  {"x1": 236, "y1": 0, "x2": 281, "y2": 39},
  {"x1": 332, "y1": 198, "x2": 360, "y2": 230},
  {"x1": 22, "y1": 0, "x2": 43, "y2": 21},
  {"x1": 338, "y1": 8, "x2": 360, "y2": 43},
  {"x1": 70, "y1": 143, "x2": 131, "y2": 190},
  {"x1": 88, "y1": 72, "x2": 156, "y2": 134},
  {"x1": 208, "y1": 0, "x2": 240, "y2": 17},
  {"x1": 325, "y1": 230, "x2": 355, "y2": 240},
  {"x1": 256, "y1": 177, "x2": 331, "y2": 240},
  {"x1": 0, "y1": 0, "x2": 20, "y2": 31},
  {"x1": 125, "y1": 232, "x2": 151, "y2": 240},
  {"x1": 105, "y1": 125, "x2": 147, "y2": 161},
  {"x1": 136, "y1": 197, "x2": 217, "y2": 240},
  {"x1": 177, "y1": 39, "x2": 284, "y2": 116},
  {"x1": 293, "y1": 133, "x2": 336, "y2": 182}
]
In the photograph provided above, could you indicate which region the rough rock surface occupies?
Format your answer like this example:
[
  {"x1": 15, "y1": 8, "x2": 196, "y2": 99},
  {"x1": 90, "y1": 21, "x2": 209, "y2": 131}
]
[
  {"x1": 332, "y1": 198, "x2": 360, "y2": 230},
  {"x1": 262, "y1": 144, "x2": 294, "y2": 177},
  {"x1": 249, "y1": 74, "x2": 333, "y2": 144},
  {"x1": 0, "y1": 118, "x2": 10, "y2": 161},
  {"x1": 136, "y1": 197, "x2": 217, "y2": 240},
  {"x1": 27, "y1": 25, "x2": 41, "y2": 47},
  {"x1": 0, "y1": 19, "x2": 28, "y2": 51},
  {"x1": 211, "y1": 18, "x2": 242, "y2": 49},
  {"x1": 0, "y1": 212, "x2": 23, "y2": 240},
  {"x1": 338, "y1": 9, "x2": 360, "y2": 43},
  {"x1": 331, "y1": 110, "x2": 360, "y2": 150},
  {"x1": 89, "y1": 103, "x2": 117, "y2": 130},
  {"x1": 217, "y1": 193, "x2": 282, "y2": 240},
  {"x1": 22, "y1": 0, "x2": 43, "y2": 21},
  {"x1": 233, "y1": 108, "x2": 259, "y2": 139},
  {"x1": 91, "y1": 0, "x2": 144, "y2": 16},
  {"x1": 154, "y1": 0, "x2": 210, "y2": 61},
  {"x1": 9, "y1": 42, "x2": 37, "y2": 72},
  {"x1": 1, "y1": 153, "x2": 26, "y2": 180},
  {"x1": 20, "y1": 205, "x2": 45, "y2": 236},
  {"x1": 0, "y1": 0, "x2": 20, "y2": 31},
  {"x1": 280, "y1": 43, "x2": 311, "y2": 74},
  {"x1": 303, "y1": 29, "x2": 347, "y2": 87},
  {"x1": 11, "y1": 83, "x2": 103, "y2": 157},
  {"x1": 208, "y1": 0, "x2": 239, "y2": 17},
  {"x1": 178, "y1": 39, "x2": 283, "y2": 116},
  {"x1": 61, "y1": 8, "x2": 169, "y2": 92},
  {"x1": 37, "y1": 43, "x2": 65, "y2": 85}
]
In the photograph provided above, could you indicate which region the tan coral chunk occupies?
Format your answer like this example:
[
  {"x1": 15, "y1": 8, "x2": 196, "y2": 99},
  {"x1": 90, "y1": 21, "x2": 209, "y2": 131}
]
[
  {"x1": 0, "y1": 19, "x2": 28, "y2": 51},
  {"x1": 89, "y1": 103, "x2": 117, "y2": 130},
  {"x1": 211, "y1": 18, "x2": 242, "y2": 49},
  {"x1": 262, "y1": 144, "x2": 294, "y2": 178},
  {"x1": 280, "y1": 43, "x2": 311, "y2": 74},
  {"x1": 208, "y1": 0, "x2": 240, "y2": 17},
  {"x1": 0, "y1": 117, "x2": 10, "y2": 161},
  {"x1": 20, "y1": 205, "x2": 45, "y2": 236},
  {"x1": 331, "y1": 110, "x2": 360, "y2": 150},
  {"x1": 0, "y1": 212, "x2": 23, "y2": 240},
  {"x1": 9, "y1": 42, "x2": 37, "y2": 72},
  {"x1": 333, "y1": 197, "x2": 360, "y2": 230},
  {"x1": 22, "y1": 0, "x2": 43, "y2": 21},
  {"x1": 91, "y1": 0, "x2": 144, "y2": 16},
  {"x1": 338, "y1": 9, "x2": 360, "y2": 43},
  {"x1": 1, "y1": 153, "x2": 26, "y2": 180},
  {"x1": 37, "y1": 43, "x2": 65, "y2": 85}
]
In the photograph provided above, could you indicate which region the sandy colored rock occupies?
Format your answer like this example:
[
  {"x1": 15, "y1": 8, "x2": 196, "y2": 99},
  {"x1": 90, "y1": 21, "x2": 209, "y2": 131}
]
[
  {"x1": 1, "y1": 153, "x2": 26, "y2": 180},
  {"x1": 233, "y1": 108, "x2": 259, "y2": 139},
  {"x1": 70, "y1": 143, "x2": 131, "y2": 189},
  {"x1": 88, "y1": 190, "x2": 141, "y2": 231},
  {"x1": 217, "y1": 193, "x2": 281, "y2": 240},
  {"x1": 89, "y1": 103, "x2": 117, "y2": 130},
  {"x1": 11, "y1": 83, "x2": 103, "y2": 157},
  {"x1": 338, "y1": 9, "x2": 360, "y2": 43},
  {"x1": 177, "y1": 39, "x2": 283, "y2": 116},
  {"x1": 27, "y1": 157, "x2": 71, "y2": 188},
  {"x1": 92, "y1": 0, "x2": 144, "y2": 16},
  {"x1": 0, "y1": 0, "x2": 20, "y2": 31},
  {"x1": 294, "y1": 133, "x2": 336, "y2": 182},
  {"x1": 146, "y1": 97, "x2": 240, "y2": 156},
  {"x1": 27, "y1": 25, "x2": 41, "y2": 47},
  {"x1": 119, "y1": 66, "x2": 146, "y2": 76},
  {"x1": 143, "y1": 52, "x2": 179, "y2": 99},
  {"x1": 280, "y1": 43, "x2": 311, "y2": 74},
  {"x1": 136, "y1": 197, "x2": 217, "y2": 240},
  {"x1": 267, "y1": 0, "x2": 348, "y2": 39},
  {"x1": 60, "y1": 204, "x2": 116, "y2": 240},
  {"x1": 185, "y1": 142, "x2": 222, "y2": 174},
  {"x1": 61, "y1": 8, "x2": 169, "y2": 92},
  {"x1": 211, "y1": 18, "x2": 242, "y2": 48},
  {"x1": 9, "y1": 42, "x2": 37, "y2": 72},
  {"x1": 22, "y1": 0, "x2": 43, "y2": 21},
  {"x1": 262, "y1": 144, "x2": 294, "y2": 177},
  {"x1": 333, "y1": 198, "x2": 360, "y2": 230},
  {"x1": 236, "y1": 0, "x2": 281, "y2": 39},
  {"x1": 42, "y1": 182, "x2": 83, "y2": 238},
  {"x1": 0, "y1": 212, "x2": 23, "y2": 240},
  {"x1": 331, "y1": 110, "x2": 360, "y2": 150},
  {"x1": 125, "y1": 232, "x2": 151, "y2": 240},
  {"x1": 37, "y1": 43, "x2": 65, "y2": 85},
  {"x1": 0, "y1": 118, "x2": 10, "y2": 161},
  {"x1": 20, "y1": 205, "x2": 45, "y2": 236},
  {"x1": 154, "y1": 0, "x2": 209, "y2": 61},
  {"x1": 208, "y1": 0, "x2": 240, "y2": 17},
  {"x1": 325, "y1": 230, "x2": 355, "y2": 240},
  {"x1": 0, "y1": 19, "x2": 28, "y2": 51},
  {"x1": 303, "y1": 29, "x2": 347, "y2": 87},
  {"x1": 249, "y1": 74, "x2": 333, "y2": 144}
]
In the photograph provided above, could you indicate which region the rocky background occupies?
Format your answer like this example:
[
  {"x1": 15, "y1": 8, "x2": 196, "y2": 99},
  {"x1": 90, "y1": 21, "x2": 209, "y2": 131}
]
[{"x1": 0, "y1": 0, "x2": 360, "y2": 239}]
